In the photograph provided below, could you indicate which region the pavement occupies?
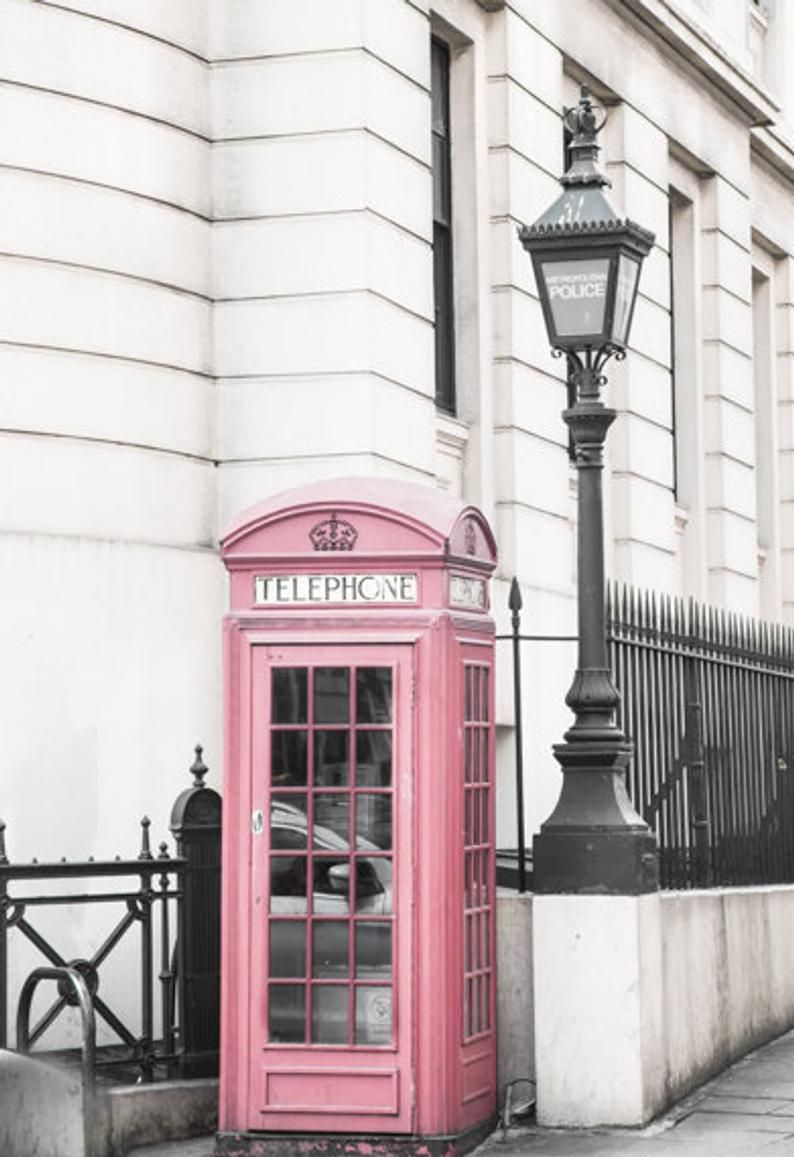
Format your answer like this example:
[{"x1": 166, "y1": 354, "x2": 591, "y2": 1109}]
[{"x1": 126, "y1": 1028, "x2": 794, "y2": 1157}]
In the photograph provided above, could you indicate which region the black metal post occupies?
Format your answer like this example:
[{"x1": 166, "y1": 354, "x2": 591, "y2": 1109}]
[
  {"x1": 170, "y1": 745, "x2": 221, "y2": 1079},
  {"x1": 0, "y1": 820, "x2": 7, "y2": 1049},
  {"x1": 533, "y1": 352, "x2": 658, "y2": 894},
  {"x1": 684, "y1": 658, "x2": 710, "y2": 887},
  {"x1": 138, "y1": 816, "x2": 155, "y2": 1081},
  {"x1": 509, "y1": 579, "x2": 528, "y2": 893},
  {"x1": 158, "y1": 842, "x2": 176, "y2": 1074}
]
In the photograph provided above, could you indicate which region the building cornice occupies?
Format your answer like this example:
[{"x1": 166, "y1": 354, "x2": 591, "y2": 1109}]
[
  {"x1": 751, "y1": 125, "x2": 794, "y2": 186},
  {"x1": 603, "y1": 0, "x2": 778, "y2": 128}
]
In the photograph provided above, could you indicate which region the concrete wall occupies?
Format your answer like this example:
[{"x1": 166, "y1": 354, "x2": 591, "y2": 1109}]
[
  {"x1": 496, "y1": 891, "x2": 534, "y2": 1100},
  {"x1": 0, "y1": 1049, "x2": 85, "y2": 1157},
  {"x1": 533, "y1": 884, "x2": 794, "y2": 1126},
  {"x1": 660, "y1": 885, "x2": 794, "y2": 1103}
]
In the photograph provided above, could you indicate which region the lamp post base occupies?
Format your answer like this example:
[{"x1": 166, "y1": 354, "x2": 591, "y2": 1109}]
[
  {"x1": 533, "y1": 826, "x2": 658, "y2": 895},
  {"x1": 533, "y1": 739, "x2": 659, "y2": 895}
]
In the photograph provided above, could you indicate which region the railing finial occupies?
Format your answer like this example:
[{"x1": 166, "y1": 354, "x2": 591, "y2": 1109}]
[
  {"x1": 0, "y1": 819, "x2": 7, "y2": 866},
  {"x1": 139, "y1": 816, "x2": 153, "y2": 861},
  {"x1": 508, "y1": 575, "x2": 523, "y2": 614},
  {"x1": 190, "y1": 744, "x2": 208, "y2": 788}
]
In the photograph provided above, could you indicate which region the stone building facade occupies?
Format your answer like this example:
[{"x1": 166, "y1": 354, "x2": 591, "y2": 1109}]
[{"x1": 2, "y1": 0, "x2": 793, "y2": 858}]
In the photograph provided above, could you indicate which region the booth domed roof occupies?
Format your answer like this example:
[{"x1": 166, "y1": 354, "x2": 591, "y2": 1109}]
[{"x1": 221, "y1": 476, "x2": 495, "y2": 558}]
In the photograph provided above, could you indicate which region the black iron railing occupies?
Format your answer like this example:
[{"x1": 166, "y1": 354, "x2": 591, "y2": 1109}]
[
  {"x1": 0, "y1": 818, "x2": 184, "y2": 1079},
  {"x1": 608, "y1": 585, "x2": 794, "y2": 889},
  {"x1": 496, "y1": 580, "x2": 577, "y2": 893},
  {"x1": 0, "y1": 746, "x2": 221, "y2": 1081}
]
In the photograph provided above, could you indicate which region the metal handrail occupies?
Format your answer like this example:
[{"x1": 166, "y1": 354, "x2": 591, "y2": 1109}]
[{"x1": 17, "y1": 965, "x2": 96, "y2": 1097}]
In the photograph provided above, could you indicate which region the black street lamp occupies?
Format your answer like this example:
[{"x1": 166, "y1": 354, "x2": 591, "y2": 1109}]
[{"x1": 519, "y1": 86, "x2": 659, "y2": 894}]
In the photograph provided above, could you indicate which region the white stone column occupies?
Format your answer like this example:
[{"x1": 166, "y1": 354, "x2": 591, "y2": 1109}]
[
  {"x1": 533, "y1": 893, "x2": 665, "y2": 1126},
  {"x1": 606, "y1": 102, "x2": 678, "y2": 592},
  {"x1": 776, "y1": 256, "x2": 794, "y2": 624},
  {"x1": 210, "y1": 0, "x2": 437, "y2": 530},
  {"x1": 701, "y1": 173, "x2": 757, "y2": 613}
]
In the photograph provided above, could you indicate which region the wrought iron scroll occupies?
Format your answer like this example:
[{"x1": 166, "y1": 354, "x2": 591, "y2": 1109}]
[{"x1": 0, "y1": 745, "x2": 221, "y2": 1081}]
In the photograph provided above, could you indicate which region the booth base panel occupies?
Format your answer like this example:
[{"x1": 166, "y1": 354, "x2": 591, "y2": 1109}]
[{"x1": 214, "y1": 1118, "x2": 497, "y2": 1157}]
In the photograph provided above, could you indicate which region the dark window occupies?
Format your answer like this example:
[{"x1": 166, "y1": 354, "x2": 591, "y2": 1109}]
[
  {"x1": 432, "y1": 37, "x2": 456, "y2": 415},
  {"x1": 668, "y1": 196, "x2": 678, "y2": 501}
]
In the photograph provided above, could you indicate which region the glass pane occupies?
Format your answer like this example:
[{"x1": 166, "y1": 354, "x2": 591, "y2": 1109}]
[
  {"x1": 355, "y1": 986, "x2": 392, "y2": 1046},
  {"x1": 313, "y1": 921, "x2": 349, "y2": 978},
  {"x1": 464, "y1": 915, "x2": 472, "y2": 971},
  {"x1": 272, "y1": 668, "x2": 307, "y2": 724},
  {"x1": 473, "y1": 670, "x2": 481, "y2": 721},
  {"x1": 315, "y1": 668, "x2": 349, "y2": 723},
  {"x1": 483, "y1": 668, "x2": 490, "y2": 721},
  {"x1": 432, "y1": 134, "x2": 450, "y2": 225},
  {"x1": 464, "y1": 791, "x2": 472, "y2": 846},
  {"x1": 613, "y1": 254, "x2": 640, "y2": 345},
  {"x1": 270, "y1": 794, "x2": 307, "y2": 849},
  {"x1": 464, "y1": 729, "x2": 472, "y2": 784},
  {"x1": 434, "y1": 223, "x2": 455, "y2": 412},
  {"x1": 356, "y1": 668, "x2": 392, "y2": 723},
  {"x1": 471, "y1": 854, "x2": 480, "y2": 907},
  {"x1": 483, "y1": 910, "x2": 491, "y2": 968},
  {"x1": 269, "y1": 984, "x2": 305, "y2": 1043},
  {"x1": 270, "y1": 855, "x2": 308, "y2": 915},
  {"x1": 431, "y1": 38, "x2": 450, "y2": 136},
  {"x1": 464, "y1": 979, "x2": 471, "y2": 1037},
  {"x1": 465, "y1": 667, "x2": 472, "y2": 721},
  {"x1": 356, "y1": 795, "x2": 392, "y2": 850},
  {"x1": 481, "y1": 729, "x2": 489, "y2": 783},
  {"x1": 314, "y1": 794, "x2": 350, "y2": 845},
  {"x1": 464, "y1": 853, "x2": 473, "y2": 907},
  {"x1": 269, "y1": 921, "x2": 306, "y2": 978},
  {"x1": 480, "y1": 851, "x2": 490, "y2": 904},
  {"x1": 356, "y1": 731, "x2": 392, "y2": 786},
  {"x1": 312, "y1": 985, "x2": 349, "y2": 1044},
  {"x1": 311, "y1": 857, "x2": 350, "y2": 916},
  {"x1": 472, "y1": 976, "x2": 481, "y2": 1034},
  {"x1": 355, "y1": 923, "x2": 392, "y2": 978},
  {"x1": 315, "y1": 731, "x2": 349, "y2": 787},
  {"x1": 483, "y1": 974, "x2": 491, "y2": 1032},
  {"x1": 355, "y1": 857, "x2": 392, "y2": 914},
  {"x1": 542, "y1": 257, "x2": 610, "y2": 339},
  {"x1": 473, "y1": 726, "x2": 481, "y2": 782},
  {"x1": 271, "y1": 730, "x2": 307, "y2": 787}
]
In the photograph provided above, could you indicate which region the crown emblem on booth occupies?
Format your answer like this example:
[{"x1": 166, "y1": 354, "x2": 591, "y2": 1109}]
[{"x1": 309, "y1": 513, "x2": 359, "y2": 551}]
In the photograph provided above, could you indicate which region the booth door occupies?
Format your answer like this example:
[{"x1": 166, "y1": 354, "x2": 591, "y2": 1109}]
[{"x1": 249, "y1": 644, "x2": 414, "y2": 1134}]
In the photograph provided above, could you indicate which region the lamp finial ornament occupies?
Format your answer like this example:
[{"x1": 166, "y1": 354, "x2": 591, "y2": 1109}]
[{"x1": 561, "y1": 85, "x2": 609, "y2": 190}]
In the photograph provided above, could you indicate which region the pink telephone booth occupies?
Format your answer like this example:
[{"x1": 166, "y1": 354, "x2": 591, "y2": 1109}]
[{"x1": 217, "y1": 477, "x2": 498, "y2": 1156}]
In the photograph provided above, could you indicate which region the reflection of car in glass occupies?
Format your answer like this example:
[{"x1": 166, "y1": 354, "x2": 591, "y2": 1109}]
[
  {"x1": 269, "y1": 799, "x2": 392, "y2": 915},
  {"x1": 268, "y1": 799, "x2": 393, "y2": 1045}
]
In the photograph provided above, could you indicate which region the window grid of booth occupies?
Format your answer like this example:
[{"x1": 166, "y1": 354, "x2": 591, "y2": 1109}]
[
  {"x1": 266, "y1": 665, "x2": 395, "y2": 1048},
  {"x1": 463, "y1": 663, "x2": 492, "y2": 1040}
]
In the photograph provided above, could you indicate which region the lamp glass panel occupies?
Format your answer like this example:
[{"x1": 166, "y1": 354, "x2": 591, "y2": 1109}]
[
  {"x1": 612, "y1": 254, "x2": 640, "y2": 346},
  {"x1": 541, "y1": 257, "x2": 610, "y2": 338}
]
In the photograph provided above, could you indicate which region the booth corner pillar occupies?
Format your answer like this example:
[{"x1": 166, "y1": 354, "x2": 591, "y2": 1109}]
[
  {"x1": 216, "y1": 476, "x2": 498, "y2": 1156},
  {"x1": 519, "y1": 86, "x2": 666, "y2": 1128}
]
